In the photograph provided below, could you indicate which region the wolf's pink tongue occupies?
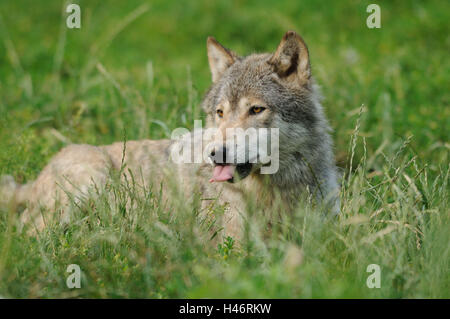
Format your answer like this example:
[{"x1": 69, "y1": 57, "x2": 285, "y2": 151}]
[{"x1": 210, "y1": 165, "x2": 235, "y2": 182}]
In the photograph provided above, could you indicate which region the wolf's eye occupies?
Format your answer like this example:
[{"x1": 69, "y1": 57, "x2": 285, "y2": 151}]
[
  {"x1": 249, "y1": 106, "x2": 266, "y2": 115},
  {"x1": 216, "y1": 109, "x2": 223, "y2": 118}
]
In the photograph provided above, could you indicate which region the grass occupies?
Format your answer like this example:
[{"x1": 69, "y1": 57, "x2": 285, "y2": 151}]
[{"x1": 0, "y1": 0, "x2": 449, "y2": 298}]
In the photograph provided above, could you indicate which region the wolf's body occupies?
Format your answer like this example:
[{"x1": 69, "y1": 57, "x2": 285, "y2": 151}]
[{"x1": 0, "y1": 31, "x2": 340, "y2": 239}]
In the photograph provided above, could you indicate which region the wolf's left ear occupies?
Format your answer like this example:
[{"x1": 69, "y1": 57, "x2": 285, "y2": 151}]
[
  {"x1": 268, "y1": 31, "x2": 311, "y2": 87},
  {"x1": 207, "y1": 37, "x2": 237, "y2": 82}
]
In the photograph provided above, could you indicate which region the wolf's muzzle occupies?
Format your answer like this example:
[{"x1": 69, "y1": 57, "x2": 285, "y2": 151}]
[
  {"x1": 209, "y1": 146, "x2": 227, "y2": 165},
  {"x1": 209, "y1": 146, "x2": 252, "y2": 183}
]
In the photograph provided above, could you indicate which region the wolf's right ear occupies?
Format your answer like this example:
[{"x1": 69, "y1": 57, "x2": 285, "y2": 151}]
[
  {"x1": 207, "y1": 37, "x2": 236, "y2": 82},
  {"x1": 268, "y1": 31, "x2": 311, "y2": 87}
]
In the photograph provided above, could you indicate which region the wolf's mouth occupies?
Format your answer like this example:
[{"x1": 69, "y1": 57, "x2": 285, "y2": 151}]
[{"x1": 209, "y1": 162, "x2": 253, "y2": 183}]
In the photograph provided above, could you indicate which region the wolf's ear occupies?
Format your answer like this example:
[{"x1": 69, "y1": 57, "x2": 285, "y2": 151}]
[
  {"x1": 207, "y1": 37, "x2": 236, "y2": 82},
  {"x1": 268, "y1": 31, "x2": 311, "y2": 86}
]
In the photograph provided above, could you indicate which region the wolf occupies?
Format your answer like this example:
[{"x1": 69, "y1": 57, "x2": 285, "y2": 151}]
[{"x1": 0, "y1": 31, "x2": 339, "y2": 240}]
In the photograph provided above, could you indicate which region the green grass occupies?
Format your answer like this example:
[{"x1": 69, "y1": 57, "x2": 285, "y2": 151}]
[{"x1": 0, "y1": 0, "x2": 448, "y2": 298}]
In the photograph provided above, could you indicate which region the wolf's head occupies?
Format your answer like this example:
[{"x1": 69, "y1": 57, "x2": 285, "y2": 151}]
[{"x1": 202, "y1": 31, "x2": 331, "y2": 185}]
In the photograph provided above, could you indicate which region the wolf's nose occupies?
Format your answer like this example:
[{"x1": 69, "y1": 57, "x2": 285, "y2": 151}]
[{"x1": 210, "y1": 146, "x2": 227, "y2": 164}]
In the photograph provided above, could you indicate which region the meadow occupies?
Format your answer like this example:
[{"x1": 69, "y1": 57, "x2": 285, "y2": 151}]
[{"x1": 0, "y1": 0, "x2": 448, "y2": 298}]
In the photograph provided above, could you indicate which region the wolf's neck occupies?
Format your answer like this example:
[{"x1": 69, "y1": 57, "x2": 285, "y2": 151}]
[{"x1": 268, "y1": 149, "x2": 336, "y2": 197}]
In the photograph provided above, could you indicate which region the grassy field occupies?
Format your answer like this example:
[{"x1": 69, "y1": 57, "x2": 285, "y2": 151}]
[{"x1": 0, "y1": 0, "x2": 448, "y2": 298}]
